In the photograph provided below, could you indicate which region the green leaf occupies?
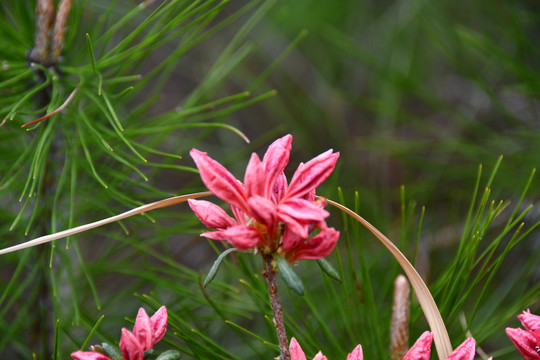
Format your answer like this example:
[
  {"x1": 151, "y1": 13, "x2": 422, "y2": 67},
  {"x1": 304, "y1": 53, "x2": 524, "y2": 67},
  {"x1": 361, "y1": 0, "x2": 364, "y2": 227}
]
[
  {"x1": 52, "y1": 319, "x2": 59, "y2": 360},
  {"x1": 155, "y1": 350, "x2": 182, "y2": 360},
  {"x1": 203, "y1": 248, "x2": 238, "y2": 288},
  {"x1": 275, "y1": 255, "x2": 304, "y2": 296},
  {"x1": 316, "y1": 258, "x2": 341, "y2": 283},
  {"x1": 101, "y1": 343, "x2": 123, "y2": 360},
  {"x1": 80, "y1": 315, "x2": 105, "y2": 350},
  {"x1": 143, "y1": 348, "x2": 154, "y2": 359}
]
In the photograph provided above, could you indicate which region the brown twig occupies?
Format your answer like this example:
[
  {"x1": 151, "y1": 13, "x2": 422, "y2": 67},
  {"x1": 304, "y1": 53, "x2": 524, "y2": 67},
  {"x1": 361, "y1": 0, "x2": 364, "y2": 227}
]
[
  {"x1": 50, "y1": 0, "x2": 72, "y2": 63},
  {"x1": 29, "y1": 0, "x2": 54, "y2": 64},
  {"x1": 262, "y1": 254, "x2": 290, "y2": 360}
]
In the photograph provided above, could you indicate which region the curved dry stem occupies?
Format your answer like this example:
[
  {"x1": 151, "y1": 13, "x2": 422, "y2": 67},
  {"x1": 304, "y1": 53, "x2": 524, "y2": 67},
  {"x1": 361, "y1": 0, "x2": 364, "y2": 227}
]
[
  {"x1": 0, "y1": 191, "x2": 212, "y2": 255},
  {"x1": 327, "y1": 199, "x2": 452, "y2": 359},
  {"x1": 22, "y1": 84, "x2": 81, "y2": 128}
]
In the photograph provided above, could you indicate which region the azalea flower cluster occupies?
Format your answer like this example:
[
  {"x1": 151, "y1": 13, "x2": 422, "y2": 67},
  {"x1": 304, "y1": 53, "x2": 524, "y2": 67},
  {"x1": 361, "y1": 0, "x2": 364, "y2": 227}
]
[
  {"x1": 290, "y1": 331, "x2": 484, "y2": 360},
  {"x1": 506, "y1": 309, "x2": 540, "y2": 360},
  {"x1": 188, "y1": 134, "x2": 340, "y2": 263},
  {"x1": 71, "y1": 306, "x2": 167, "y2": 360}
]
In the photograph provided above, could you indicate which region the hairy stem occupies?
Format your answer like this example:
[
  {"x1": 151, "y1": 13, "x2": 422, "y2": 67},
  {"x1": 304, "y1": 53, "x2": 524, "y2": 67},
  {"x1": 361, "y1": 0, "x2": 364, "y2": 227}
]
[
  {"x1": 262, "y1": 254, "x2": 290, "y2": 360},
  {"x1": 390, "y1": 274, "x2": 410, "y2": 360}
]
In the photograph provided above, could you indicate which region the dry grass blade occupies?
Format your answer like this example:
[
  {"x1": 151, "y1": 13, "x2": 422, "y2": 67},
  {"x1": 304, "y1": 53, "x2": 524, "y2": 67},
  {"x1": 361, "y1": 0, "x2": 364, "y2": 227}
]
[
  {"x1": 327, "y1": 199, "x2": 452, "y2": 359},
  {"x1": 22, "y1": 85, "x2": 81, "y2": 128},
  {"x1": 0, "y1": 191, "x2": 212, "y2": 255}
]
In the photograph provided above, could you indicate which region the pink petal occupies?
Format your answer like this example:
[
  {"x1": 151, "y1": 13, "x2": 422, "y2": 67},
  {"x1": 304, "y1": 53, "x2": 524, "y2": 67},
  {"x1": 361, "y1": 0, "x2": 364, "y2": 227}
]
[
  {"x1": 133, "y1": 308, "x2": 153, "y2": 350},
  {"x1": 188, "y1": 199, "x2": 237, "y2": 229},
  {"x1": 248, "y1": 195, "x2": 278, "y2": 232},
  {"x1": 286, "y1": 150, "x2": 339, "y2": 199},
  {"x1": 231, "y1": 205, "x2": 248, "y2": 225},
  {"x1": 244, "y1": 153, "x2": 265, "y2": 198},
  {"x1": 281, "y1": 227, "x2": 305, "y2": 253},
  {"x1": 278, "y1": 210, "x2": 311, "y2": 238},
  {"x1": 519, "y1": 309, "x2": 540, "y2": 331},
  {"x1": 272, "y1": 172, "x2": 288, "y2": 202},
  {"x1": 150, "y1": 306, "x2": 168, "y2": 344},
  {"x1": 278, "y1": 198, "x2": 329, "y2": 239},
  {"x1": 346, "y1": 345, "x2": 363, "y2": 360},
  {"x1": 533, "y1": 329, "x2": 540, "y2": 348},
  {"x1": 289, "y1": 228, "x2": 339, "y2": 262},
  {"x1": 403, "y1": 331, "x2": 433, "y2": 360},
  {"x1": 202, "y1": 225, "x2": 262, "y2": 251},
  {"x1": 279, "y1": 198, "x2": 329, "y2": 222},
  {"x1": 71, "y1": 351, "x2": 112, "y2": 360},
  {"x1": 313, "y1": 352, "x2": 328, "y2": 360},
  {"x1": 506, "y1": 327, "x2": 540, "y2": 360},
  {"x1": 289, "y1": 337, "x2": 307, "y2": 360},
  {"x1": 119, "y1": 328, "x2": 144, "y2": 360},
  {"x1": 446, "y1": 338, "x2": 475, "y2": 360},
  {"x1": 190, "y1": 149, "x2": 248, "y2": 213},
  {"x1": 262, "y1": 134, "x2": 292, "y2": 197},
  {"x1": 303, "y1": 188, "x2": 316, "y2": 202}
]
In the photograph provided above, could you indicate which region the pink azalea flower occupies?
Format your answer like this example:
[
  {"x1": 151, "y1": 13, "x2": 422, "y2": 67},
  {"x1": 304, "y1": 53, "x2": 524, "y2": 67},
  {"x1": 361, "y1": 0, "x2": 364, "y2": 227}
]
[
  {"x1": 289, "y1": 337, "x2": 363, "y2": 360},
  {"x1": 404, "y1": 331, "x2": 480, "y2": 360},
  {"x1": 71, "y1": 306, "x2": 168, "y2": 360},
  {"x1": 506, "y1": 309, "x2": 540, "y2": 360},
  {"x1": 189, "y1": 134, "x2": 340, "y2": 263}
]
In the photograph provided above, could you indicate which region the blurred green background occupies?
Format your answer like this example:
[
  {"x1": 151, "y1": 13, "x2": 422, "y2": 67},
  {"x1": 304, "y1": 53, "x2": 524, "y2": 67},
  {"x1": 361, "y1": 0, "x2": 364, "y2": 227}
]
[{"x1": 1, "y1": 0, "x2": 539, "y2": 359}]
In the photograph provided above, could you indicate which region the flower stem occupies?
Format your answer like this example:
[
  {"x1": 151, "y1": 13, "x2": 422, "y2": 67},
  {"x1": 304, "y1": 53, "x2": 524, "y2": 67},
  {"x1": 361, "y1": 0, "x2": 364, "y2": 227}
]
[{"x1": 262, "y1": 254, "x2": 290, "y2": 360}]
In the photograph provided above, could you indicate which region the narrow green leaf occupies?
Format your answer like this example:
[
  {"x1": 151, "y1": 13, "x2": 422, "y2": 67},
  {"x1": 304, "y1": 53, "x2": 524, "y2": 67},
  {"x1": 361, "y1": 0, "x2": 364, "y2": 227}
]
[
  {"x1": 155, "y1": 350, "x2": 182, "y2": 360},
  {"x1": 506, "y1": 168, "x2": 535, "y2": 226},
  {"x1": 0, "y1": 68, "x2": 32, "y2": 89},
  {"x1": 224, "y1": 320, "x2": 279, "y2": 351},
  {"x1": 9, "y1": 195, "x2": 30, "y2": 231},
  {"x1": 413, "y1": 205, "x2": 426, "y2": 268},
  {"x1": 0, "y1": 249, "x2": 31, "y2": 307},
  {"x1": 72, "y1": 240, "x2": 101, "y2": 310},
  {"x1": 400, "y1": 184, "x2": 406, "y2": 251},
  {"x1": 101, "y1": 91, "x2": 124, "y2": 132},
  {"x1": 249, "y1": 28, "x2": 308, "y2": 92},
  {"x1": 86, "y1": 33, "x2": 97, "y2": 74},
  {"x1": 80, "y1": 315, "x2": 105, "y2": 350},
  {"x1": 275, "y1": 254, "x2": 304, "y2": 296},
  {"x1": 132, "y1": 142, "x2": 182, "y2": 159},
  {"x1": 86, "y1": 32, "x2": 101, "y2": 94},
  {"x1": 204, "y1": 248, "x2": 238, "y2": 288},
  {"x1": 111, "y1": 86, "x2": 134, "y2": 98},
  {"x1": 145, "y1": 162, "x2": 197, "y2": 173},
  {"x1": 3, "y1": 70, "x2": 51, "y2": 124},
  {"x1": 49, "y1": 265, "x2": 58, "y2": 298},
  {"x1": 76, "y1": 121, "x2": 108, "y2": 189},
  {"x1": 85, "y1": 91, "x2": 147, "y2": 162},
  {"x1": 79, "y1": 109, "x2": 114, "y2": 152},
  {"x1": 52, "y1": 319, "x2": 59, "y2": 360},
  {"x1": 316, "y1": 258, "x2": 341, "y2": 283},
  {"x1": 66, "y1": 153, "x2": 77, "y2": 249},
  {"x1": 104, "y1": 75, "x2": 142, "y2": 85}
]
